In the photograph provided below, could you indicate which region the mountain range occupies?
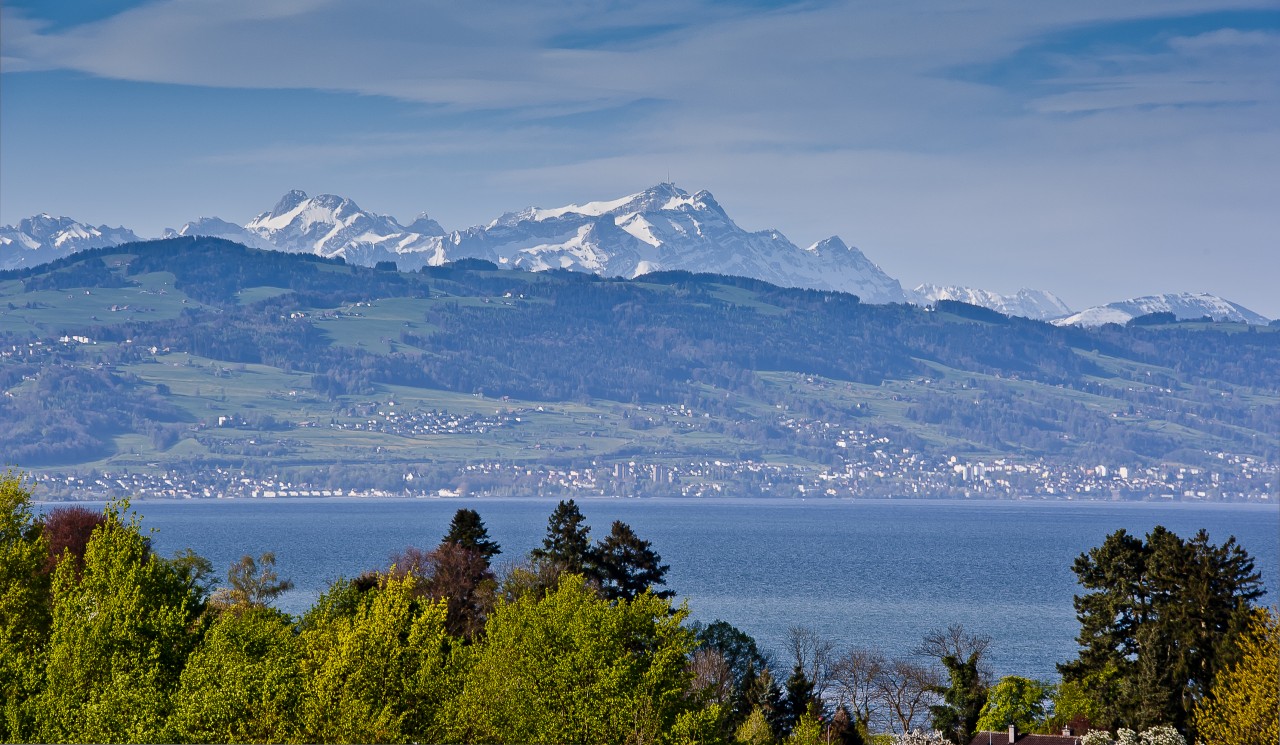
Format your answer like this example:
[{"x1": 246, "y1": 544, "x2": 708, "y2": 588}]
[{"x1": 2, "y1": 185, "x2": 1270, "y2": 324}]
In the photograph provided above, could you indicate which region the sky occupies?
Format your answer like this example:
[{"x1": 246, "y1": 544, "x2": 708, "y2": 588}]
[{"x1": 2, "y1": 0, "x2": 1277, "y2": 316}]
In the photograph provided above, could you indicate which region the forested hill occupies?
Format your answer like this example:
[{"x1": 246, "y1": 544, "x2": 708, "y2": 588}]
[{"x1": 2, "y1": 238, "x2": 1277, "y2": 499}]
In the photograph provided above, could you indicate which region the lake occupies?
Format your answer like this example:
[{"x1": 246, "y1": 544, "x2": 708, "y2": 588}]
[{"x1": 46, "y1": 497, "x2": 1280, "y2": 681}]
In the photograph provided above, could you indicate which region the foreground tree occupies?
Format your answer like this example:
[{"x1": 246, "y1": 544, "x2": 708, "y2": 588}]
[
  {"x1": 33, "y1": 501, "x2": 206, "y2": 743},
  {"x1": 594, "y1": 520, "x2": 672, "y2": 601},
  {"x1": 974, "y1": 676, "x2": 1052, "y2": 734},
  {"x1": 215, "y1": 551, "x2": 293, "y2": 610},
  {"x1": 693, "y1": 619, "x2": 774, "y2": 731},
  {"x1": 296, "y1": 574, "x2": 459, "y2": 743},
  {"x1": 1192, "y1": 607, "x2": 1279, "y2": 745},
  {"x1": 876, "y1": 659, "x2": 942, "y2": 734},
  {"x1": 38, "y1": 505, "x2": 104, "y2": 574},
  {"x1": 446, "y1": 574, "x2": 718, "y2": 743},
  {"x1": 0, "y1": 474, "x2": 50, "y2": 741},
  {"x1": 1058, "y1": 526, "x2": 1263, "y2": 735},
  {"x1": 918, "y1": 625, "x2": 991, "y2": 743},
  {"x1": 166, "y1": 607, "x2": 303, "y2": 743},
  {"x1": 831, "y1": 647, "x2": 886, "y2": 736},
  {"x1": 441, "y1": 508, "x2": 501, "y2": 564},
  {"x1": 529, "y1": 499, "x2": 595, "y2": 576},
  {"x1": 392, "y1": 540, "x2": 497, "y2": 639}
]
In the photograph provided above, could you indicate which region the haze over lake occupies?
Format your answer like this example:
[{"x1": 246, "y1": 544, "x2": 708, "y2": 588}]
[{"x1": 54, "y1": 497, "x2": 1280, "y2": 681}]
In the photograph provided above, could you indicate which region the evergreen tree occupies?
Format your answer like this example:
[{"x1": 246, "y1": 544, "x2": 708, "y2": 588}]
[
  {"x1": 441, "y1": 509, "x2": 500, "y2": 564},
  {"x1": 745, "y1": 665, "x2": 786, "y2": 733},
  {"x1": 928, "y1": 653, "x2": 988, "y2": 742},
  {"x1": 529, "y1": 499, "x2": 594, "y2": 576},
  {"x1": 780, "y1": 663, "x2": 820, "y2": 737},
  {"x1": 1059, "y1": 526, "x2": 1263, "y2": 736},
  {"x1": 593, "y1": 520, "x2": 671, "y2": 601},
  {"x1": 918, "y1": 625, "x2": 990, "y2": 744}
]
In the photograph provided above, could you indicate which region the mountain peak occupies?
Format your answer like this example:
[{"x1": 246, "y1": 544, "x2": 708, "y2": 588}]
[
  {"x1": 913, "y1": 284, "x2": 1073, "y2": 321},
  {"x1": 806, "y1": 236, "x2": 849, "y2": 253},
  {"x1": 271, "y1": 189, "x2": 310, "y2": 215},
  {"x1": 1054, "y1": 292, "x2": 1270, "y2": 327}
]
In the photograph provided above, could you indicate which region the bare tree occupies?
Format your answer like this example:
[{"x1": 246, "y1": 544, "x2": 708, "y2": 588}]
[
  {"x1": 874, "y1": 658, "x2": 942, "y2": 734},
  {"x1": 831, "y1": 647, "x2": 887, "y2": 733},
  {"x1": 688, "y1": 647, "x2": 735, "y2": 707},
  {"x1": 787, "y1": 625, "x2": 837, "y2": 699},
  {"x1": 914, "y1": 624, "x2": 992, "y2": 682},
  {"x1": 391, "y1": 542, "x2": 496, "y2": 639}
]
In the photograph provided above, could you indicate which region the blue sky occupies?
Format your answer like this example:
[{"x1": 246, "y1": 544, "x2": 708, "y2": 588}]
[{"x1": 2, "y1": 0, "x2": 1277, "y2": 316}]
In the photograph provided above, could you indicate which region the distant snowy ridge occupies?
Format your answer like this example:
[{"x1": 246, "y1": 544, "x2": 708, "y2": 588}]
[
  {"x1": 1053, "y1": 293, "x2": 1270, "y2": 327},
  {"x1": 912, "y1": 284, "x2": 1072, "y2": 321},
  {"x1": 179, "y1": 184, "x2": 910, "y2": 303},
  {"x1": 0, "y1": 215, "x2": 139, "y2": 270}
]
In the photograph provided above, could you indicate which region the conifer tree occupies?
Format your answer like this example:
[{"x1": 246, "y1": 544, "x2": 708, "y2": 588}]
[
  {"x1": 1059, "y1": 526, "x2": 1263, "y2": 736},
  {"x1": 530, "y1": 499, "x2": 594, "y2": 576},
  {"x1": 781, "y1": 663, "x2": 820, "y2": 737},
  {"x1": 441, "y1": 509, "x2": 500, "y2": 564},
  {"x1": 593, "y1": 520, "x2": 671, "y2": 601}
]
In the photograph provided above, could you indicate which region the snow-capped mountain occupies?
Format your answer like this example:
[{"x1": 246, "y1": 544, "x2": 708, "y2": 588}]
[
  {"x1": 240, "y1": 190, "x2": 447, "y2": 266},
  {"x1": 0, "y1": 215, "x2": 140, "y2": 270},
  {"x1": 162, "y1": 217, "x2": 279, "y2": 252},
  {"x1": 913, "y1": 284, "x2": 1073, "y2": 321},
  {"x1": 175, "y1": 184, "x2": 910, "y2": 303},
  {"x1": 445, "y1": 184, "x2": 909, "y2": 303},
  {"x1": 1053, "y1": 293, "x2": 1270, "y2": 327}
]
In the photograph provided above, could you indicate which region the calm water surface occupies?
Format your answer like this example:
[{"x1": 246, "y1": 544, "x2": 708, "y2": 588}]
[{"x1": 47, "y1": 498, "x2": 1280, "y2": 680}]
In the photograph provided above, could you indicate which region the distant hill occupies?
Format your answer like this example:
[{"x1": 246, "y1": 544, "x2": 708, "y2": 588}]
[{"x1": 1, "y1": 239, "x2": 1276, "y2": 499}]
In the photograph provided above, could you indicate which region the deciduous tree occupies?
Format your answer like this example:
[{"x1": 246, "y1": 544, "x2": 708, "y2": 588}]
[
  {"x1": 974, "y1": 676, "x2": 1052, "y2": 734},
  {"x1": 34, "y1": 500, "x2": 204, "y2": 743},
  {"x1": 446, "y1": 574, "x2": 708, "y2": 744},
  {"x1": 0, "y1": 473, "x2": 49, "y2": 741},
  {"x1": 1192, "y1": 607, "x2": 1279, "y2": 745}
]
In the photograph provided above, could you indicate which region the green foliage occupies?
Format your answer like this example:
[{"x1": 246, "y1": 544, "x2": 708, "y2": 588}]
[
  {"x1": 0, "y1": 473, "x2": 50, "y2": 741},
  {"x1": 734, "y1": 707, "x2": 775, "y2": 745},
  {"x1": 784, "y1": 711, "x2": 823, "y2": 745},
  {"x1": 33, "y1": 500, "x2": 205, "y2": 743},
  {"x1": 1047, "y1": 676, "x2": 1106, "y2": 733},
  {"x1": 780, "y1": 664, "x2": 819, "y2": 737},
  {"x1": 218, "y1": 551, "x2": 293, "y2": 610},
  {"x1": 447, "y1": 574, "x2": 706, "y2": 744},
  {"x1": 974, "y1": 676, "x2": 1051, "y2": 733},
  {"x1": 1059, "y1": 526, "x2": 1263, "y2": 736},
  {"x1": 295, "y1": 573, "x2": 458, "y2": 743},
  {"x1": 693, "y1": 619, "x2": 773, "y2": 730},
  {"x1": 1192, "y1": 608, "x2": 1279, "y2": 745},
  {"x1": 166, "y1": 607, "x2": 302, "y2": 743}
]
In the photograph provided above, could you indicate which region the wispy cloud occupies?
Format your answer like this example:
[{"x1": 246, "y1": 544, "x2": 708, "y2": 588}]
[{"x1": 2, "y1": 0, "x2": 1278, "y2": 314}]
